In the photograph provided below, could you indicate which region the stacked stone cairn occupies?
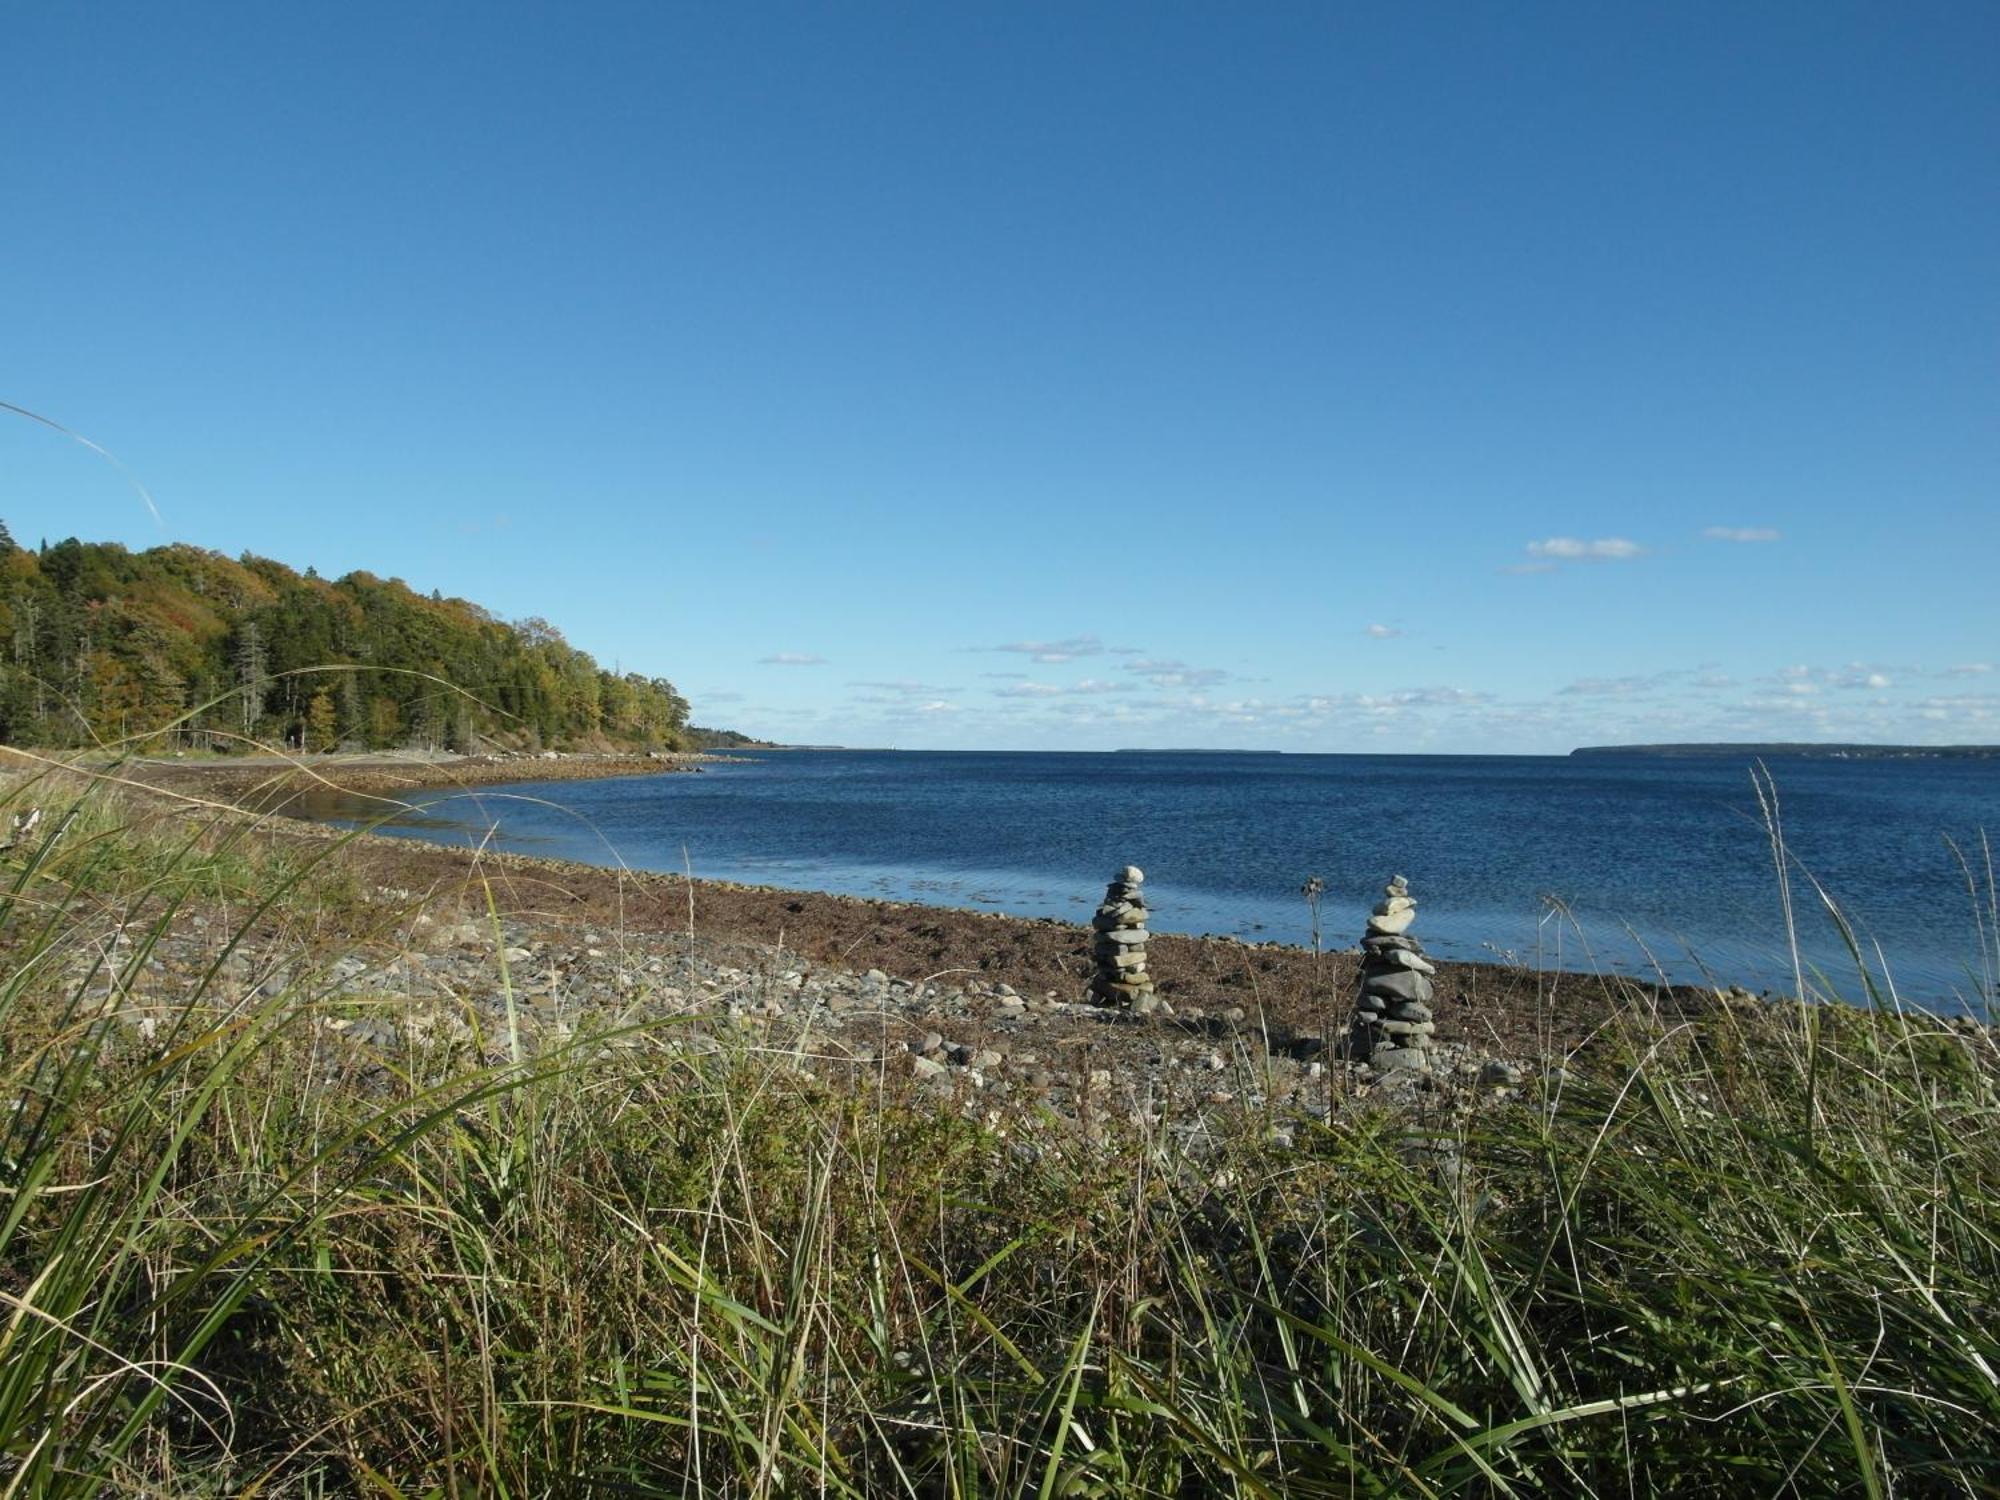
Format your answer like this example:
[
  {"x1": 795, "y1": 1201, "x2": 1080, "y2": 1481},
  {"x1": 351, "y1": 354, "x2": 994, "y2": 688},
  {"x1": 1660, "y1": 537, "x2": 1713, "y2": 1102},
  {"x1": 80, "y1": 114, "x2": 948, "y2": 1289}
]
[
  {"x1": 1088, "y1": 865, "x2": 1156, "y2": 1007},
  {"x1": 1349, "y1": 874, "x2": 1438, "y2": 1071}
]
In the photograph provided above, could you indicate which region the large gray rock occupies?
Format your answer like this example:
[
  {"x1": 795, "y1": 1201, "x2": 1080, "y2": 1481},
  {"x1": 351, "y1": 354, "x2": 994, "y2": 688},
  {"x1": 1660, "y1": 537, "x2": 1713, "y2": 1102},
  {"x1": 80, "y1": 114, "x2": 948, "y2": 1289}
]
[
  {"x1": 1373, "y1": 1046, "x2": 1430, "y2": 1073},
  {"x1": 1363, "y1": 969, "x2": 1434, "y2": 1004},
  {"x1": 1094, "y1": 926, "x2": 1149, "y2": 947},
  {"x1": 1379, "y1": 948, "x2": 1436, "y2": 975},
  {"x1": 1093, "y1": 980, "x2": 1153, "y2": 1005},
  {"x1": 1365, "y1": 908, "x2": 1416, "y2": 936}
]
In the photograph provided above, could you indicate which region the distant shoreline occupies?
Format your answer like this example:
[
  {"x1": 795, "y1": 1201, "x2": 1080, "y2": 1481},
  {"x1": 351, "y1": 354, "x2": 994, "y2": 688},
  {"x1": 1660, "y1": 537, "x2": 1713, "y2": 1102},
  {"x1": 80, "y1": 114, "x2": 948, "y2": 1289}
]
[{"x1": 1571, "y1": 742, "x2": 2000, "y2": 761}]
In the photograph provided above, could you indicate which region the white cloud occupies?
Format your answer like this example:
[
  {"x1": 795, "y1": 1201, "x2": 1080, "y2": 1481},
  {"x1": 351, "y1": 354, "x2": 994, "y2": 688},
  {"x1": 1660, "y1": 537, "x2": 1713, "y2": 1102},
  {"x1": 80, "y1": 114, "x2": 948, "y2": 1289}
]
[
  {"x1": 993, "y1": 682, "x2": 1064, "y2": 699},
  {"x1": 849, "y1": 679, "x2": 959, "y2": 696},
  {"x1": 1943, "y1": 663, "x2": 1994, "y2": 677},
  {"x1": 994, "y1": 678, "x2": 1130, "y2": 699},
  {"x1": 759, "y1": 652, "x2": 826, "y2": 666},
  {"x1": 1773, "y1": 663, "x2": 1900, "y2": 694},
  {"x1": 1525, "y1": 537, "x2": 1646, "y2": 561},
  {"x1": 1835, "y1": 669, "x2": 1892, "y2": 691},
  {"x1": 1122, "y1": 658, "x2": 1231, "y2": 689},
  {"x1": 1909, "y1": 694, "x2": 1998, "y2": 724},
  {"x1": 981, "y1": 635, "x2": 1114, "y2": 664},
  {"x1": 1702, "y1": 526, "x2": 1782, "y2": 543},
  {"x1": 1559, "y1": 675, "x2": 1659, "y2": 697},
  {"x1": 1352, "y1": 686, "x2": 1494, "y2": 712},
  {"x1": 1365, "y1": 624, "x2": 1403, "y2": 639}
]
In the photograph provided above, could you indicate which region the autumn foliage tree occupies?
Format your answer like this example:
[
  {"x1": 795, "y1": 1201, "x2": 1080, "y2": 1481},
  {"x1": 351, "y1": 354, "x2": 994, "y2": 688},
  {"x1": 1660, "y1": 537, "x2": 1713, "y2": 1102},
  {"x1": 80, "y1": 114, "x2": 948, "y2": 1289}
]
[{"x1": 0, "y1": 531, "x2": 695, "y2": 752}]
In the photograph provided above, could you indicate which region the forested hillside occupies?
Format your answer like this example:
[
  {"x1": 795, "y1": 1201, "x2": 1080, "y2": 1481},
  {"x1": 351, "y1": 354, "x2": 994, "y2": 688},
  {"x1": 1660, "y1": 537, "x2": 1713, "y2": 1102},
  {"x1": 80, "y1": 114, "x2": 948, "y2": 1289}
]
[{"x1": 0, "y1": 527, "x2": 698, "y2": 752}]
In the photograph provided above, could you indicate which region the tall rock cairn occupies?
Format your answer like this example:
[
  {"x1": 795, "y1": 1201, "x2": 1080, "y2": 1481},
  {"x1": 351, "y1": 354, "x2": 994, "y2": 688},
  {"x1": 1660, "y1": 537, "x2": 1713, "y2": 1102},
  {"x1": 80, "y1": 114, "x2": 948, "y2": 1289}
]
[
  {"x1": 1349, "y1": 874, "x2": 1438, "y2": 1070},
  {"x1": 1088, "y1": 865, "x2": 1155, "y2": 1006}
]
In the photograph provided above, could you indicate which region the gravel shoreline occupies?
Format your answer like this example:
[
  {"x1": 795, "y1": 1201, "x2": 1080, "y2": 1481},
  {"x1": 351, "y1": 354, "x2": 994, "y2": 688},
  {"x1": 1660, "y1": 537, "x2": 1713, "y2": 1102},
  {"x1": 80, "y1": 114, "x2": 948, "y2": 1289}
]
[
  {"x1": 121, "y1": 748, "x2": 728, "y2": 803},
  {"x1": 44, "y1": 751, "x2": 1990, "y2": 1134}
]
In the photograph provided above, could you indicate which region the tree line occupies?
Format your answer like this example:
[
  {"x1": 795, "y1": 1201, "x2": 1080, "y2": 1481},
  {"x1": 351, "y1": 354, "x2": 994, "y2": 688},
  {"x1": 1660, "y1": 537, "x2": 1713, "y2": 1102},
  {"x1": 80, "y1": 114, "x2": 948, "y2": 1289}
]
[{"x1": 0, "y1": 525, "x2": 700, "y2": 753}]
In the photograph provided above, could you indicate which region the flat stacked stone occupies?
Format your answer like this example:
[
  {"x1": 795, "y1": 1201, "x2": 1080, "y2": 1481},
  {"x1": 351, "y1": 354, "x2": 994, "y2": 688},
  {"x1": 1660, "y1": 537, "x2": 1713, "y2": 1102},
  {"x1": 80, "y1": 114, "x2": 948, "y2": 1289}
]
[
  {"x1": 1349, "y1": 874, "x2": 1438, "y2": 1072},
  {"x1": 1088, "y1": 865, "x2": 1155, "y2": 1007}
]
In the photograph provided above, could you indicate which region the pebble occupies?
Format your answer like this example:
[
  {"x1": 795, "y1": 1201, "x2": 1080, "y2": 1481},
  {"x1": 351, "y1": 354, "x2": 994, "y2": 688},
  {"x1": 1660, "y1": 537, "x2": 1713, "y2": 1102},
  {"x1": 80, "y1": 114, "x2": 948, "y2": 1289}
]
[{"x1": 1477, "y1": 1059, "x2": 1524, "y2": 1089}]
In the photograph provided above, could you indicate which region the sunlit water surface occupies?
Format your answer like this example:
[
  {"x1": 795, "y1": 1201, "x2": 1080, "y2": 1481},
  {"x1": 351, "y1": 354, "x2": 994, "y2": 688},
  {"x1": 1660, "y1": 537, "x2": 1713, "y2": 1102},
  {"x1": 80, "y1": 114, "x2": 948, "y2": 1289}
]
[{"x1": 299, "y1": 749, "x2": 2000, "y2": 1012}]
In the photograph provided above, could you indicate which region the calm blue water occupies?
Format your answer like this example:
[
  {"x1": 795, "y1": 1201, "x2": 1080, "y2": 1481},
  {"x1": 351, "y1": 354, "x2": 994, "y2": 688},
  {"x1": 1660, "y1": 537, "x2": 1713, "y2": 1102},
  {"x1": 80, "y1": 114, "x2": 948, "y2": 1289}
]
[{"x1": 311, "y1": 750, "x2": 2000, "y2": 1012}]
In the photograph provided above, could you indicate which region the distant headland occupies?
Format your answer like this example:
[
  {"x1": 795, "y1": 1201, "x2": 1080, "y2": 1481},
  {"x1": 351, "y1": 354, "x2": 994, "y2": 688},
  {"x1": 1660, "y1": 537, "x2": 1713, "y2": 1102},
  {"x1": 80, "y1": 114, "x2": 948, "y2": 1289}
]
[{"x1": 1571, "y1": 742, "x2": 2000, "y2": 761}]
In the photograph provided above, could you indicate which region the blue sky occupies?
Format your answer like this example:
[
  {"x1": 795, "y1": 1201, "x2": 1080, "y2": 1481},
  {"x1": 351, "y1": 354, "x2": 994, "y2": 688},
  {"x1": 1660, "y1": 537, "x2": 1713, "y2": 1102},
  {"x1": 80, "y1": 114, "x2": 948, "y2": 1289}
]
[{"x1": 5, "y1": 2, "x2": 1994, "y2": 752}]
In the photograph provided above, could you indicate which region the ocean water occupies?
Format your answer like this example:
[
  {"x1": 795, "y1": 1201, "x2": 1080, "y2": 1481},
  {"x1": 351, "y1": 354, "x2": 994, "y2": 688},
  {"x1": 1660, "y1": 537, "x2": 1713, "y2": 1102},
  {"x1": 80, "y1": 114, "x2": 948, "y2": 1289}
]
[{"x1": 302, "y1": 749, "x2": 2000, "y2": 1011}]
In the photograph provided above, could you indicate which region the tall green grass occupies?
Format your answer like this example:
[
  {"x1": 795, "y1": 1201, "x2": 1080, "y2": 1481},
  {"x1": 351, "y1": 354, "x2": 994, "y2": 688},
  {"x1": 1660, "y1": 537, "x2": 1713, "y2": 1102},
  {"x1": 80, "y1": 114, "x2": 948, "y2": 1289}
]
[{"x1": 1, "y1": 756, "x2": 1995, "y2": 1495}]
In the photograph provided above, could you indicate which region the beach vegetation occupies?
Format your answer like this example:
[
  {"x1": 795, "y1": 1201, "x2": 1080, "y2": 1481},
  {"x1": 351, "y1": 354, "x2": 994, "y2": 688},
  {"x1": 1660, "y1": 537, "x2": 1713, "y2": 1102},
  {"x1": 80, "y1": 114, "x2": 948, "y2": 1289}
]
[{"x1": 0, "y1": 757, "x2": 1994, "y2": 1494}]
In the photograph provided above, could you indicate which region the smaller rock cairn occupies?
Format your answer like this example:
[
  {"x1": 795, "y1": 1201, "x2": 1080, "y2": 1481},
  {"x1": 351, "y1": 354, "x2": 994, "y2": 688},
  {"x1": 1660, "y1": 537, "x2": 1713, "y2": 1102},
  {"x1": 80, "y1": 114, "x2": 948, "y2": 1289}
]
[
  {"x1": 1088, "y1": 865, "x2": 1155, "y2": 1007},
  {"x1": 1349, "y1": 874, "x2": 1438, "y2": 1071}
]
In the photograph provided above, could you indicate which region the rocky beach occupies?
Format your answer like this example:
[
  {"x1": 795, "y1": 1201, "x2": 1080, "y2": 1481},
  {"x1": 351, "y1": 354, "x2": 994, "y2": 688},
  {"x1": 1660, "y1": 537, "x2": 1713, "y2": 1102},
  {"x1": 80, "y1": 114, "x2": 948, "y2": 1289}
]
[{"x1": 80, "y1": 749, "x2": 1985, "y2": 1136}]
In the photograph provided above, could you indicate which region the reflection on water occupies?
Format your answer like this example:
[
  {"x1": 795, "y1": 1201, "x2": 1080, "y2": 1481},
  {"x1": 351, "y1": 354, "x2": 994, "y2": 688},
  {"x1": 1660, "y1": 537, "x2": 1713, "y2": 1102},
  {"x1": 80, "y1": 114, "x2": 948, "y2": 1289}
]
[{"x1": 295, "y1": 788, "x2": 576, "y2": 853}]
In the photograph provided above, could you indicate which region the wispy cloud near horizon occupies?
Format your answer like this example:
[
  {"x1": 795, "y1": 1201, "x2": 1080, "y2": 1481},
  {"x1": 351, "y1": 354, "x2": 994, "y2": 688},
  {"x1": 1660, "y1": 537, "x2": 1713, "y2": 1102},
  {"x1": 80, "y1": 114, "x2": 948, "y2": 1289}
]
[
  {"x1": 759, "y1": 651, "x2": 827, "y2": 666},
  {"x1": 1122, "y1": 658, "x2": 1231, "y2": 689},
  {"x1": 974, "y1": 634, "x2": 1133, "y2": 664},
  {"x1": 849, "y1": 679, "x2": 960, "y2": 696},
  {"x1": 993, "y1": 677, "x2": 1131, "y2": 699},
  {"x1": 1702, "y1": 526, "x2": 1782, "y2": 543},
  {"x1": 1525, "y1": 537, "x2": 1646, "y2": 561}
]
